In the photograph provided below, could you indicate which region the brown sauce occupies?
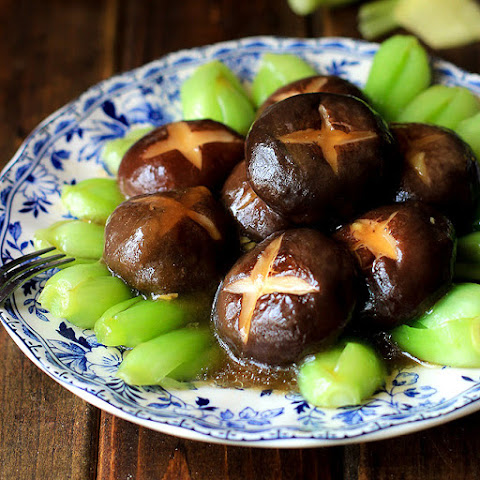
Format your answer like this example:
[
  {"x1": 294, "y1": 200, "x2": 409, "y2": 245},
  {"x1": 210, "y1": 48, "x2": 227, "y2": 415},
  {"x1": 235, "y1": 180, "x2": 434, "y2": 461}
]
[
  {"x1": 211, "y1": 348, "x2": 298, "y2": 391},
  {"x1": 204, "y1": 329, "x2": 421, "y2": 393}
]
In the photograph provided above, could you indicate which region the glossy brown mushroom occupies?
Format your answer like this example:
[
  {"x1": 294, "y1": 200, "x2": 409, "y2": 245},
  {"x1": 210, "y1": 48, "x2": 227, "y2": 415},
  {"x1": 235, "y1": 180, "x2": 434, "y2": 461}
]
[
  {"x1": 118, "y1": 120, "x2": 244, "y2": 197},
  {"x1": 104, "y1": 186, "x2": 228, "y2": 295},
  {"x1": 392, "y1": 122, "x2": 480, "y2": 232},
  {"x1": 257, "y1": 74, "x2": 367, "y2": 116},
  {"x1": 221, "y1": 160, "x2": 291, "y2": 242},
  {"x1": 335, "y1": 202, "x2": 456, "y2": 329},
  {"x1": 246, "y1": 93, "x2": 396, "y2": 226},
  {"x1": 213, "y1": 229, "x2": 357, "y2": 366}
]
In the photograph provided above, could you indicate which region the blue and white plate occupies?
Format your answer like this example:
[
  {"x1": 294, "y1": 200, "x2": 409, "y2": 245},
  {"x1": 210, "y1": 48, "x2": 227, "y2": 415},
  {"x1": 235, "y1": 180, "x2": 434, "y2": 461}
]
[{"x1": 2, "y1": 36, "x2": 480, "y2": 448}]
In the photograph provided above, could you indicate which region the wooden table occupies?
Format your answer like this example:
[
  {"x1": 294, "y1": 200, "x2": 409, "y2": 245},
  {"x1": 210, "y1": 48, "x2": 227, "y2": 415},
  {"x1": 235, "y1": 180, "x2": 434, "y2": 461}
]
[{"x1": 2, "y1": 1, "x2": 480, "y2": 478}]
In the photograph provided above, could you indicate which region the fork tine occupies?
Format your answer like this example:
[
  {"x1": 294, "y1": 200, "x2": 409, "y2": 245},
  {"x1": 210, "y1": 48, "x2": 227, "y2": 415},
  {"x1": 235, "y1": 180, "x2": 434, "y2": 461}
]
[
  {"x1": 0, "y1": 256, "x2": 75, "y2": 304},
  {"x1": 4, "y1": 253, "x2": 67, "y2": 283},
  {"x1": 0, "y1": 246, "x2": 56, "y2": 278}
]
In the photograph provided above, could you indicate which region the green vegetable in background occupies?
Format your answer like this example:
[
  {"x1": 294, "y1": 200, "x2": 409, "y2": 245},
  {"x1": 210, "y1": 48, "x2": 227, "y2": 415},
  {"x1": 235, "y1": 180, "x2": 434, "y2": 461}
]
[
  {"x1": 288, "y1": 0, "x2": 359, "y2": 16},
  {"x1": 251, "y1": 53, "x2": 317, "y2": 107},
  {"x1": 392, "y1": 284, "x2": 480, "y2": 367},
  {"x1": 359, "y1": 0, "x2": 480, "y2": 49},
  {"x1": 181, "y1": 61, "x2": 255, "y2": 135},
  {"x1": 298, "y1": 342, "x2": 386, "y2": 408},
  {"x1": 358, "y1": 0, "x2": 402, "y2": 40},
  {"x1": 456, "y1": 113, "x2": 480, "y2": 161},
  {"x1": 39, "y1": 262, "x2": 132, "y2": 329},
  {"x1": 363, "y1": 35, "x2": 431, "y2": 122},
  {"x1": 34, "y1": 220, "x2": 104, "y2": 266},
  {"x1": 102, "y1": 125, "x2": 153, "y2": 175},
  {"x1": 397, "y1": 85, "x2": 480, "y2": 130},
  {"x1": 95, "y1": 295, "x2": 210, "y2": 348},
  {"x1": 394, "y1": 0, "x2": 480, "y2": 49},
  {"x1": 61, "y1": 178, "x2": 124, "y2": 224},
  {"x1": 117, "y1": 327, "x2": 215, "y2": 385},
  {"x1": 288, "y1": 0, "x2": 480, "y2": 50}
]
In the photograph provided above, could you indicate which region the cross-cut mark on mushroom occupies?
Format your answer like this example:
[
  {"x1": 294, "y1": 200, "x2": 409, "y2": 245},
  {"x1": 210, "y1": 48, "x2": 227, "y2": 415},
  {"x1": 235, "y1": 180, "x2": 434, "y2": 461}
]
[
  {"x1": 405, "y1": 134, "x2": 444, "y2": 186},
  {"x1": 350, "y1": 212, "x2": 399, "y2": 266},
  {"x1": 132, "y1": 188, "x2": 221, "y2": 240},
  {"x1": 142, "y1": 121, "x2": 242, "y2": 170},
  {"x1": 224, "y1": 234, "x2": 320, "y2": 342},
  {"x1": 278, "y1": 105, "x2": 377, "y2": 174}
]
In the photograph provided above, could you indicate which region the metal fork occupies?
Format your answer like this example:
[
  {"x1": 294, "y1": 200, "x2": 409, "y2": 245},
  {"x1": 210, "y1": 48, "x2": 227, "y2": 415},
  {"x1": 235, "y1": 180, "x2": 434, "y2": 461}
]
[{"x1": 0, "y1": 247, "x2": 75, "y2": 304}]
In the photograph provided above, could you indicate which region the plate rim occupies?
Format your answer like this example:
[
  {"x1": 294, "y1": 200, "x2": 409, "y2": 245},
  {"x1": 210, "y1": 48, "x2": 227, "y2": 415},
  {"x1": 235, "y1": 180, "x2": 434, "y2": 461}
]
[{"x1": 2, "y1": 35, "x2": 480, "y2": 448}]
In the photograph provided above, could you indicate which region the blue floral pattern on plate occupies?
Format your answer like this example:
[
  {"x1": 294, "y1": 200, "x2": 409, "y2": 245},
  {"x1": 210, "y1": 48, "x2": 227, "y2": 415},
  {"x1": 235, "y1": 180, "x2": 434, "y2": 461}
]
[{"x1": 1, "y1": 36, "x2": 480, "y2": 447}]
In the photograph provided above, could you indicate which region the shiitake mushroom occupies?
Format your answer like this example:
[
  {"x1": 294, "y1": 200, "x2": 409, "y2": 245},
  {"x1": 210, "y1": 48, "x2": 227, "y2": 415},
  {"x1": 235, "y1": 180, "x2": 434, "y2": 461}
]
[
  {"x1": 213, "y1": 229, "x2": 358, "y2": 366},
  {"x1": 246, "y1": 93, "x2": 396, "y2": 226},
  {"x1": 107, "y1": 95, "x2": 465, "y2": 371},
  {"x1": 257, "y1": 74, "x2": 367, "y2": 116},
  {"x1": 335, "y1": 202, "x2": 456, "y2": 329},
  {"x1": 221, "y1": 160, "x2": 291, "y2": 242},
  {"x1": 104, "y1": 186, "x2": 229, "y2": 296},
  {"x1": 392, "y1": 122, "x2": 480, "y2": 232},
  {"x1": 118, "y1": 120, "x2": 244, "y2": 197}
]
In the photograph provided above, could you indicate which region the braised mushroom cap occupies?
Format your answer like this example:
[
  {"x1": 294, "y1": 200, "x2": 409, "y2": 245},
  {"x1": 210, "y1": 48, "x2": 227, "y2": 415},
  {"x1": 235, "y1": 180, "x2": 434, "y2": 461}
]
[
  {"x1": 246, "y1": 93, "x2": 396, "y2": 226},
  {"x1": 257, "y1": 75, "x2": 367, "y2": 116},
  {"x1": 392, "y1": 122, "x2": 480, "y2": 232},
  {"x1": 213, "y1": 229, "x2": 357, "y2": 366},
  {"x1": 117, "y1": 120, "x2": 244, "y2": 197},
  {"x1": 335, "y1": 202, "x2": 456, "y2": 329},
  {"x1": 221, "y1": 160, "x2": 291, "y2": 242},
  {"x1": 104, "y1": 186, "x2": 228, "y2": 295}
]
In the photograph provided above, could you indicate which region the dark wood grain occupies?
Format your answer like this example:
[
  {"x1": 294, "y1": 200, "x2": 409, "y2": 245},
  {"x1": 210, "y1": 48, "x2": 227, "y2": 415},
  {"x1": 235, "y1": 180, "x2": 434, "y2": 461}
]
[
  {"x1": 344, "y1": 412, "x2": 480, "y2": 480},
  {"x1": 113, "y1": 0, "x2": 306, "y2": 73},
  {"x1": 0, "y1": 326, "x2": 100, "y2": 480},
  {"x1": 312, "y1": 4, "x2": 361, "y2": 38},
  {"x1": 0, "y1": 0, "x2": 113, "y2": 479},
  {"x1": 2, "y1": 1, "x2": 480, "y2": 479},
  {"x1": 96, "y1": 414, "x2": 344, "y2": 480}
]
